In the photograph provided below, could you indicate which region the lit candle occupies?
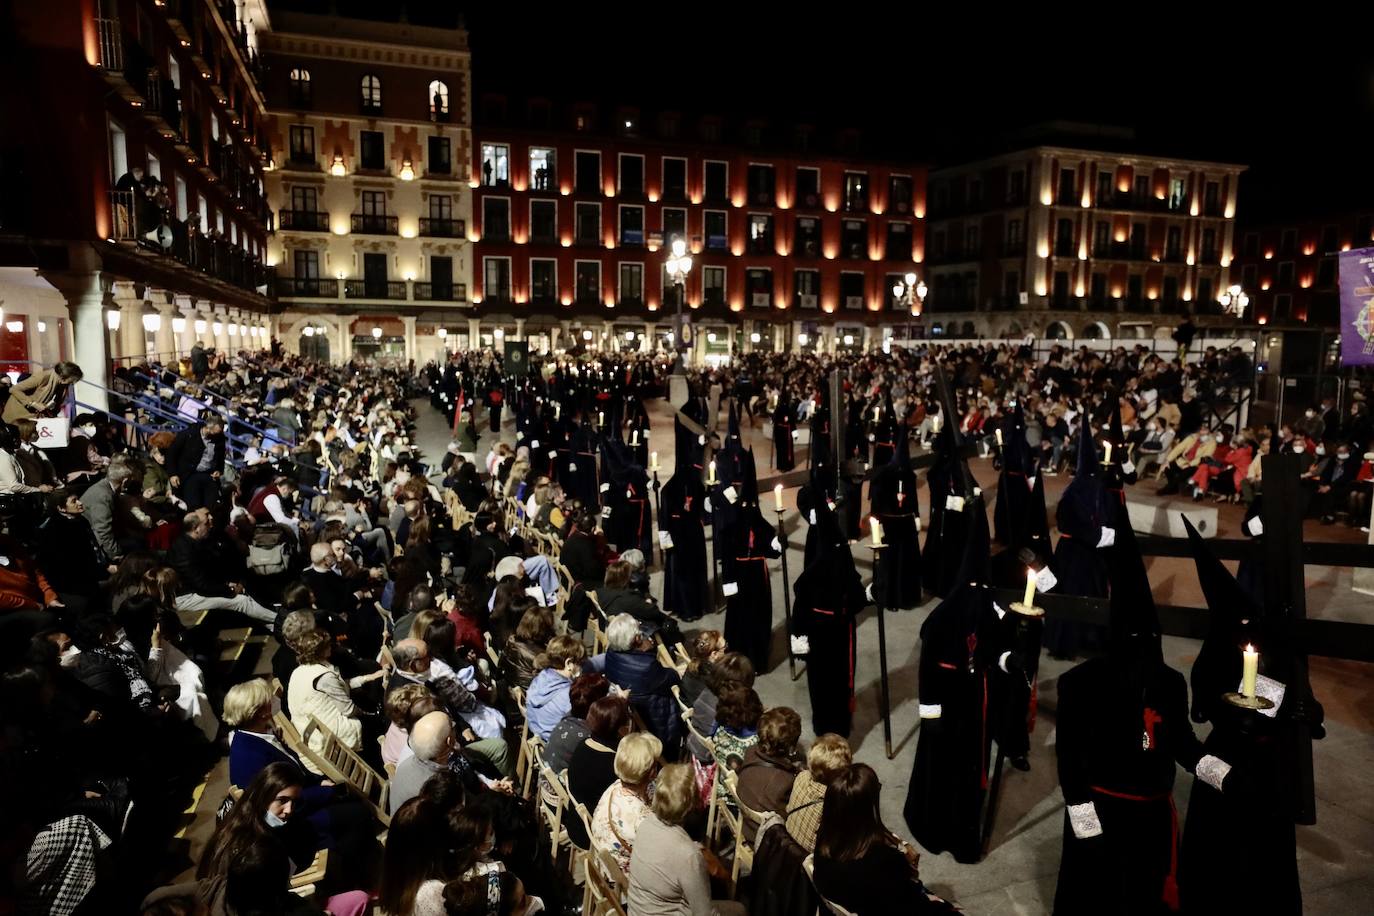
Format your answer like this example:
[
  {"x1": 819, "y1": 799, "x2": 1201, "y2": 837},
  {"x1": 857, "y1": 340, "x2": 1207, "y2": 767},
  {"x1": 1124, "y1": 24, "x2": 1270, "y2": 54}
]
[
  {"x1": 774, "y1": 483, "x2": 783, "y2": 513},
  {"x1": 708, "y1": 460, "x2": 717, "y2": 484},
  {"x1": 598, "y1": 410, "x2": 604, "y2": 427},
  {"x1": 995, "y1": 428, "x2": 1004, "y2": 447},
  {"x1": 870, "y1": 516, "x2": 884, "y2": 547},
  {"x1": 933, "y1": 414, "x2": 942, "y2": 433},
  {"x1": 555, "y1": 403, "x2": 561, "y2": 420},
  {"x1": 1241, "y1": 644, "x2": 1259, "y2": 698},
  {"x1": 1104, "y1": 441, "x2": 1113, "y2": 463},
  {"x1": 631, "y1": 429, "x2": 639, "y2": 446},
  {"x1": 650, "y1": 451, "x2": 659, "y2": 470},
  {"x1": 1023, "y1": 568, "x2": 1037, "y2": 608}
]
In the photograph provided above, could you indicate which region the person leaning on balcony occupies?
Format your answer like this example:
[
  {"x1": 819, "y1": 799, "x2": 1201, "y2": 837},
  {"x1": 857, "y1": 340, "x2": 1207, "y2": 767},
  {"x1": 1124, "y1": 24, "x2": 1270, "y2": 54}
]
[{"x1": 2, "y1": 362, "x2": 82, "y2": 424}]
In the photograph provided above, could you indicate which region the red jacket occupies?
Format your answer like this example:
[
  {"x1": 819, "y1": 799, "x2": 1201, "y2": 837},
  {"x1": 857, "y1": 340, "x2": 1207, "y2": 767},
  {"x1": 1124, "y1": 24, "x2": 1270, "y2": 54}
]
[
  {"x1": 447, "y1": 609, "x2": 487, "y2": 659},
  {"x1": 0, "y1": 538, "x2": 58, "y2": 610}
]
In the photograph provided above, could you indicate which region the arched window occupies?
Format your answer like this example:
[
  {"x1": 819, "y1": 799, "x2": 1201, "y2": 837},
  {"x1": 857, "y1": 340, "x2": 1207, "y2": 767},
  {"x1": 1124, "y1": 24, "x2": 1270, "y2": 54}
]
[
  {"x1": 288, "y1": 68, "x2": 311, "y2": 107},
  {"x1": 360, "y1": 74, "x2": 382, "y2": 113},
  {"x1": 429, "y1": 80, "x2": 450, "y2": 122}
]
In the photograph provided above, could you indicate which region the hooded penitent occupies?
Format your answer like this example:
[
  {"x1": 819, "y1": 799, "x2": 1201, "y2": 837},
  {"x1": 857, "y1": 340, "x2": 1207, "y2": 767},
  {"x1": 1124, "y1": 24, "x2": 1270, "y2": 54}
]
[
  {"x1": 1052, "y1": 497, "x2": 1212, "y2": 916},
  {"x1": 661, "y1": 406, "x2": 708, "y2": 620},
  {"x1": 922, "y1": 414, "x2": 975, "y2": 600},
  {"x1": 869, "y1": 420, "x2": 923, "y2": 610},
  {"x1": 1044, "y1": 420, "x2": 1112, "y2": 657},
  {"x1": 992, "y1": 402, "x2": 1052, "y2": 587},
  {"x1": 792, "y1": 483, "x2": 868, "y2": 736},
  {"x1": 720, "y1": 502, "x2": 781, "y2": 672}
]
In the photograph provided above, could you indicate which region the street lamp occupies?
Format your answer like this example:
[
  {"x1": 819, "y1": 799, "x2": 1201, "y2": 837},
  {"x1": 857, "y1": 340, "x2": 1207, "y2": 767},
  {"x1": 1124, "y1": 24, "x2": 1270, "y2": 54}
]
[
  {"x1": 892, "y1": 271, "x2": 928, "y2": 344},
  {"x1": 1218, "y1": 283, "x2": 1250, "y2": 319},
  {"x1": 664, "y1": 235, "x2": 693, "y2": 371}
]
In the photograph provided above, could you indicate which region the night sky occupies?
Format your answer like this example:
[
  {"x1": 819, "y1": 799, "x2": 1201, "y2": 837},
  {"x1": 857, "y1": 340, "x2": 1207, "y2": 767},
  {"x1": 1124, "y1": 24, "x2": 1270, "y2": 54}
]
[{"x1": 269, "y1": 2, "x2": 1374, "y2": 220}]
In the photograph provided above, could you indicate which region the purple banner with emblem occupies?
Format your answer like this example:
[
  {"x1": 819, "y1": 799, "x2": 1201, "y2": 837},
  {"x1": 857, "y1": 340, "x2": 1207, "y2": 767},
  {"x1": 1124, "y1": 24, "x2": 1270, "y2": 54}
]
[{"x1": 1340, "y1": 246, "x2": 1374, "y2": 365}]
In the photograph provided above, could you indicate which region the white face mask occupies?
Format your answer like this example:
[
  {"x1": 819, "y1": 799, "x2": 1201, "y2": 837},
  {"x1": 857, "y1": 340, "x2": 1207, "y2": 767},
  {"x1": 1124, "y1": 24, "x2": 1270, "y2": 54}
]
[
  {"x1": 1338, "y1": 452, "x2": 1350, "y2": 461},
  {"x1": 264, "y1": 810, "x2": 288, "y2": 829},
  {"x1": 79, "y1": 425, "x2": 97, "y2": 437},
  {"x1": 59, "y1": 646, "x2": 82, "y2": 669},
  {"x1": 1305, "y1": 410, "x2": 1315, "y2": 419},
  {"x1": 1293, "y1": 444, "x2": 1306, "y2": 454},
  {"x1": 1315, "y1": 445, "x2": 1326, "y2": 456}
]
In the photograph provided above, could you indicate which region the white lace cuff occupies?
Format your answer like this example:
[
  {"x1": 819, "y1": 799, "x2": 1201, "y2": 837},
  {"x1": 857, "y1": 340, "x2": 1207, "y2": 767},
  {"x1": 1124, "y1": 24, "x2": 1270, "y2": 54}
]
[
  {"x1": 1196, "y1": 754, "x2": 1232, "y2": 792},
  {"x1": 790, "y1": 635, "x2": 811, "y2": 656},
  {"x1": 998, "y1": 651, "x2": 1012, "y2": 673},
  {"x1": 1096, "y1": 526, "x2": 1116, "y2": 548},
  {"x1": 918, "y1": 704, "x2": 942, "y2": 719},
  {"x1": 1068, "y1": 801, "x2": 1103, "y2": 839},
  {"x1": 1246, "y1": 516, "x2": 1264, "y2": 536},
  {"x1": 1035, "y1": 566, "x2": 1058, "y2": 592}
]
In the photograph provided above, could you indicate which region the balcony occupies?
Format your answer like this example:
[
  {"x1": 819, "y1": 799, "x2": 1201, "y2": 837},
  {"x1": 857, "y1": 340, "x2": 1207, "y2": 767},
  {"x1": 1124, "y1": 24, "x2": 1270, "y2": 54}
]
[
  {"x1": 276, "y1": 277, "x2": 339, "y2": 298},
  {"x1": 351, "y1": 213, "x2": 398, "y2": 235},
  {"x1": 419, "y1": 217, "x2": 466, "y2": 238},
  {"x1": 413, "y1": 282, "x2": 467, "y2": 302},
  {"x1": 107, "y1": 189, "x2": 272, "y2": 297},
  {"x1": 287, "y1": 150, "x2": 318, "y2": 170},
  {"x1": 278, "y1": 210, "x2": 331, "y2": 232},
  {"x1": 361, "y1": 100, "x2": 383, "y2": 117},
  {"x1": 345, "y1": 280, "x2": 407, "y2": 300}
]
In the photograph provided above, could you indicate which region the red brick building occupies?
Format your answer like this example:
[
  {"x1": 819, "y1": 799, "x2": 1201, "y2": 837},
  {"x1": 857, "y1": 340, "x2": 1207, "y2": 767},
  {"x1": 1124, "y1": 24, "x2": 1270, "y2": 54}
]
[
  {"x1": 1232, "y1": 212, "x2": 1374, "y2": 327},
  {"x1": 470, "y1": 97, "x2": 928, "y2": 359}
]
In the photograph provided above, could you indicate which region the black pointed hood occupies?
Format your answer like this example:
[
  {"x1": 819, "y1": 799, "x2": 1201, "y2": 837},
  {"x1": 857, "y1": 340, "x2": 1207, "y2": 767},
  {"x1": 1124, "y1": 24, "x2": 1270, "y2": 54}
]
[
  {"x1": 1075, "y1": 414, "x2": 1100, "y2": 478},
  {"x1": 955, "y1": 493, "x2": 992, "y2": 588},
  {"x1": 1106, "y1": 497, "x2": 1162, "y2": 662}
]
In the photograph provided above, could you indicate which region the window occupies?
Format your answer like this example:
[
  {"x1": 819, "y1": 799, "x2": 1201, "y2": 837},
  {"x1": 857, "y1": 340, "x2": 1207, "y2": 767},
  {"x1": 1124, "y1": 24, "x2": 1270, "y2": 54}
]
[
  {"x1": 530, "y1": 147, "x2": 556, "y2": 190},
  {"x1": 575, "y1": 151, "x2": 601, "y2": 194},
  {"x1": 662, "y1": 208, "x2": 686, "y2": 244},
  {"x1": 575, "y1": 262, "x2": 600, "y2": 302},
  {"x1": 748, "y1": 214, "x2": 774, "y2": 255},
  {"x1": 288, "y1": 125, "x2": 314, "y2": 164},
  {"x1": 1091, "y1": 272, "x2": 1107, "y2": 304},
  {"x1": 704, "y1": 210, "x2": 727, "y2": 251},
  {"x1": 1126, "y1": 274, "x2": 1142, "y2": 307},
  {"x1": 290, "y1": 186, "x2": 318, "y2": 213},
  {"x1": 480, "y1": 143, "x2": 509, "y2": 187},
  {"x1": 360, "y1": 190, "x2": 386, "y2": 215},
  {"x1": 1131, "y1": 222, "x2": 1146, "y2": 259},
  {"x1": 1277, "y1": 261, "x2": 1295, "y2": 287},
  {"x1": 1096, "y1": 171, "x2": 1113, "y2": 206},
  {"x1": 619, "y1": 205, "x2": 644, "y2": 245},
  {"x1": 889, "y1": 175, "x2": 913, "y2": 214},
  {"x1": 746, "y1": 164, "x2": 774, "y2": 205},
  {"x1": 1003, "y1": 270, "x2": 1020, "y2": 304},
  {"x1": 429, "y1": 195, "x2": 453, "y2": 220},
  {"x1": 885, "y1": 222, "x2": 910, "y2": 260},
  {"x1": 1201, "y1": 228, "x2": 1217, "y2": 262},
  {"x1": 618, "y1": 153, "x2": 644, "y2": 196},
  {"x1": 1204, "y1": 181, "x2": 1221, "y2": 216},
  {"x1": 1280, "y1": 228, "x2": 1297, "y2": 254},
  {"x1": 483, "y1": 257, "x2": 511, "y2": 301},
  {"x1": 931, "y1": 229, "x2": 946, "y2": 260},
  {"x1": 1051, "y1": 270, "x2": 1070, "y2": 306},
  {"x1": 796, "y1": 168, "x2": 821, "y2": 209},
  {"x1": 1243, "y1": 232, "x2": 1259, "y2": 257},
  {"x1": 704, "y1": 161, "x2": 728, "y2": 202},
  {"x1": 1057, "y1": 168, "x2": 1076, "y2": 205},
  {"x1": 293, "y1": 249, "x2": 319, "y2": 280},
  {"x1": 1094, "y1": 221, "x2": 1110, "y2": 255},
  {"x1": 933, "y1": 183, "x2": 949, "y2": 213},
  {"x1": 359, "y1": 130, "x2": 385, "y2": 171},
  {"x1": 1275, "y1": 292, "x2": 1292, "y2": 316},
  {"x1": 1320, "y1": 225, "x2": 1339, "y2": 253},
  {"x1": 430, "y1": 256, "x2": 454, "y2": 297},
  {"x1": 619, "y1": 263, "x2": 643, "y2": 303},
  {"x1": 1168, "y1": 177, "x2": 1186, "y2": 211},
  {"x1": 1005, "y1": 218, "x2": 1025, "y2": 253},
  {"x1": 1007, "y1": 170, "x2": 1026, "y2": 205},
  {"x1": 747, "y1": 269, "x2": 772, "y2": 308},
  {"x1": 1166, "y1": 225, "x2": 1182, "y2": 261},
  {"x1": 429, "y1": 80, "x2": 449, "y2": 121},
  {"x1": 428, "y1": 136, "x2": 452, "y2": 175},
  {"x1": 174, "y1": 175, "x2": 187, "y2": 219},
  {"x1": 1163, "y1": 275, "x2": 1179, "y2": 306},
  {"x1": 795, "y1": 217, "x2": 820, "y2": 258},
  {"x1": 843, "y1": 172, "x2": 868, "y2": 212},
  {"x1": 840, "y1": 272, "x2": 865, "y2": 310},
  {"x1": 662, "y1": 157, "x2": 687, "y2": 201},
  {"x1": 965, "y1": 224, "x2": 980, "y2": 255},
  {"x1": 360, "y1": 74, "x2": 382, "y2": 113},
  {"x1": 1197, "y1": 276, "x2": 1215, "y2": 307},
  {"x1": 1133, "y1": 175, "x2": 1150, "y2": 205},
  {"x1": 700, "y1": 119, "x2": 721, "y2": 143},
  {"x1": 575, "y1": 202, "x2": 600, "y2": 244},
  {"x1": 288, "y1": 68, "x2": 311, "y2": 107},
  {"x1": 1318, "y1": 257, "x2": 1336, "y2": 287},
  {"x1": 530, "y1": 260, "x2": 557, "y2": 302},
  {"x1": 703, "y1": 266, "x2": 726, "y2": 305},
  {"x1": 482, "y1": 198, "x2": 510, "y2": 241},
  {"x1": 841, "y1": 220, "x2": 867, "y2": 259},
  {"x1": 1241, "y1": 264, "x2": 1258, "y2": 289},
  {"x1": 795, "y1": 269, "x2": 819, "y2": 308},
  {"x1": 1055, "y1": 219, "x2": 1074, "y2": 257},
  {"x1": 530, "y1": 200, "x2": 556, "y2": 244},
  {"x1": 968, "y1": 177, "x2": 983, "y2": 207}
]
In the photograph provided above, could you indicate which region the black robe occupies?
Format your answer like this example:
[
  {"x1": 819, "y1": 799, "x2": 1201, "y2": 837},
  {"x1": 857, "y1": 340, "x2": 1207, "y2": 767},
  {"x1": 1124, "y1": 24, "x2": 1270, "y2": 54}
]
[
  {"x1": 772, "y1": 400, "x2": 797, "y2": 471},
  {"x1": 903, "y1": 579, "x2": 1004, "y2": 863},
  {"x1": 1044, "y1": 483, "x2": 1112, "y2": 656},
  {"x1": 661, "y1": 471, "x2": 708, "y2": 620},
  {"x1": 869, "y1": 462, "x2": 922, "y2": 610},
  {"x1": 1054, "y1": 656, "x2": 1204, "y2": 916},
  {"x1": 792, "y1": 509, "x2": 867, "y2": 737},
  {"x1": 722, "y1": 507, "x2": 781, "y2": 672}
]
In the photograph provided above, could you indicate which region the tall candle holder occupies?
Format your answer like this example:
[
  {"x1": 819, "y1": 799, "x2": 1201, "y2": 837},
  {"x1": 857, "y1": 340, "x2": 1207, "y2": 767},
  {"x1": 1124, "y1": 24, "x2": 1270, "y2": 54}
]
[
  {"x1": 1222, "y1": 692, "x2": 1274, "y2": 710},
  {"x1": 869, "y1": 518, "x2": 894, "y2": 759},
  {"x1": 775, "y1": 490, "x2": 798, "y2": 681}
]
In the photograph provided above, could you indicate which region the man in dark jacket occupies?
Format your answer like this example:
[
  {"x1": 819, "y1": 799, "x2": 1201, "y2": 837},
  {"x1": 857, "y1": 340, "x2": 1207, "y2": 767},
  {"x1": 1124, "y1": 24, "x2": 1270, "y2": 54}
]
[
  {"x1": 167, "y1": 509, "x2": 275, "y2": 623},
  {"x1": 36, "y1": 490, "x2": 111, "y2": 605},
  {"x1": 165, "y1": 414, "x2": 226, "y2": 510},
  {"x1": 589, "y1": 613, "x2": 681, "y2": 752}
]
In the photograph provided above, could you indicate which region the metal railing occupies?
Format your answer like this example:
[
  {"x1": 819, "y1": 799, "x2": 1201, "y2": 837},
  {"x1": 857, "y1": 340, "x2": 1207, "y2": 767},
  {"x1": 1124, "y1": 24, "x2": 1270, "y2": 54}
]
[
  {"x1": 418, "y1": 217, "x2": 465, "y2": 238},
  {"x1": 278, "y1": 210, "x2": 330, "y2": 232},
  {"x1": 344, "y1": 280, "x2": 407, "y2": 300},
  {"x1": 275, "y1": 277, "x2": 338, "y2": 298},
  {"x1": 413, "y1": 282, "x2": 467, "y2": 302},
  {"x1": 95, "y1": 17, "x2": 123, "y2": 70},
  {"x1": 351, "y1": 213, "x2": 398, "y2": 235}
]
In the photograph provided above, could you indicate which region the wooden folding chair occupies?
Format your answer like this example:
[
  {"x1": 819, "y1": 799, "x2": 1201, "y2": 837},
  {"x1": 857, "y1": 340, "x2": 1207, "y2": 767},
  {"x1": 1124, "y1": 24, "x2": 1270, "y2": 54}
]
[
  {"x1": 676, "y1": 694, "x2": 720, "y2": 842},
  {"x1": 537, "y1": 762, "x2": 582, "y2": 875},
  {"x1": 289, "y1": 849, "x2": 329, "y2": 898},
  {"x1": 719, "y1": 769, "x2": 766, "y2": 893},
  {"x1": 578, "y1": 802, "x2": 631, "y2": 916},
  {"x1": 378, "y1": 734, "x2": 396, "y2": 778},
  {"x1": 802, "y1": 854, "x2": 859, "y2": 916},
  {"x1": 300, "y1": 715, "x2": 391, "y2": 827}
]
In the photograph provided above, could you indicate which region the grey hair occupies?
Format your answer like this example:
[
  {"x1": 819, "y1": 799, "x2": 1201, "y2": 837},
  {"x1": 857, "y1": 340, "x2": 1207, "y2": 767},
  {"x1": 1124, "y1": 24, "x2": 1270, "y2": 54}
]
[
  {"x1": 281, "y1": 610, "x2": 317, "y2": 651},
  {"x1": 391, "y1": 641, "x2": 428, "y2": 672},
  {"x1": 605, "y1": 613, "x2": 641, "y2": 653},
  {"x1": 619, "y1": 549, "x2": 645, "y2": 571},
  {"x1": 107, "y1": 454, "x2": 143, "y2": 486}
]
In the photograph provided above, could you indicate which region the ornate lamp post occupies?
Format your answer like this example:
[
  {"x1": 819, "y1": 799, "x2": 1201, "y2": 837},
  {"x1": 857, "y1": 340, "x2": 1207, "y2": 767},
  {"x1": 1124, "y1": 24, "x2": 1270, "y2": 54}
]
[
  {"x1": 665, "y1": 236, "x2": 693, "y2": 372},
  {"x1": 892, "y1": 271, "x2": 928, "y2": 344}
]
